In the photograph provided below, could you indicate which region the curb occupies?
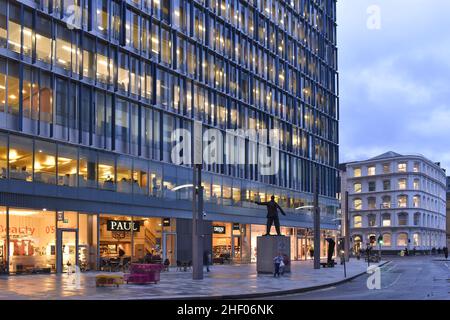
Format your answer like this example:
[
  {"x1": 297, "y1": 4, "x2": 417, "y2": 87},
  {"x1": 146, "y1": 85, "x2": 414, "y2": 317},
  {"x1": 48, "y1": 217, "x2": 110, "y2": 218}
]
[{"x1": 163, "y1": 261, "x2": 391, "y2": 300}]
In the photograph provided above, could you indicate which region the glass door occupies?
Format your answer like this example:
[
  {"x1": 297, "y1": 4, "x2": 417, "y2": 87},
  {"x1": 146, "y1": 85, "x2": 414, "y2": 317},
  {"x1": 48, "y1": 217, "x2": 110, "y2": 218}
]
[
  {"x1": 162, "y1": 232, "x2": 176, "y2": 265},
  {"x1": 57, "y1": 230, "x2": 78, "y2": 273}
]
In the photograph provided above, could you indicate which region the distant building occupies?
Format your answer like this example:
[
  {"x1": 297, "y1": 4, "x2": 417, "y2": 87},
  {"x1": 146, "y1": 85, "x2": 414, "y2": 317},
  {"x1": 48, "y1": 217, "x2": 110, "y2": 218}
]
[
  {"x1": 446, "y1": 177, "x2": 450, "y2": 248},
  {"x1": 341, "y1": 152, "x2": 447, "y2": 254}
]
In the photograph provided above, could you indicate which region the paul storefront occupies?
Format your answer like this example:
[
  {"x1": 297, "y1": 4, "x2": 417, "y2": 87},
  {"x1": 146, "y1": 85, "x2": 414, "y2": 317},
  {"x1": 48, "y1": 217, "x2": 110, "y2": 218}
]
[{"x1": 0, "y1": 207, "x2": 177, "y2": 275}]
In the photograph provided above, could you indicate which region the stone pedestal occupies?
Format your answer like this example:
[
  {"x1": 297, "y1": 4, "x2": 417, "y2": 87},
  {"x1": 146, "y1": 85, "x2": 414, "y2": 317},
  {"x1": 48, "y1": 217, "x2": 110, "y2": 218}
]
[{"x1": 256, "y1": 236, "x2": 291, "y2": 274}]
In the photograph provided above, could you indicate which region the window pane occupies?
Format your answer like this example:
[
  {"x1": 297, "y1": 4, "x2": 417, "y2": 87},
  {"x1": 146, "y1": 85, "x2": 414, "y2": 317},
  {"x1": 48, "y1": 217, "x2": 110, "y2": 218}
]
[
  {"x1": 22, "y1": 66, "x2": 39, "y2": 134},
  {"x1": 6, "y1": 61, "x2": 20, "y2": 130},
  {"x1": 95, "y1": 0, "x2": 108, "y2": 36},
  {"x1": 0, "y1": 0, "x2": 6, "y2": 48},
  {"x1": 133, "y1": 159, "x2": 148, "y2": 195},
  {"x1": 55, "y1": 77, "x2": 69, "y2": 140},
  {"x1": 36, "y1": 15, "x2": 52, "y2": 64},
  {"x1": 9, "y1": 209, "x2": 56, "y2": 274},
  {"x1": 0, "y1": 133, "x2": 6, "y2": 179},
  {"x1": 98, "y1": 152, "x2": 115, "y2": 191},
  {"x1": 117, "y1": 156, "x2": 132, "y2": 193},
  {"x1": 9, "y1": 135, "x2": 33, "y2": 181},
  {"x1": 115, "y1": 99, "x2": 129, "y2": 154},
  {"x1": 34, "y1": 140, "x2": 56, "y2": 184},
  {"x1": 79, "y1": 149, "x2": 97, "y2": 188},
  {"x1": 39, "y1": 72, "x2": 53, "y2": 136},
  {"x1": 57, "y1": 144, "x2": 78, "y2": 187}
]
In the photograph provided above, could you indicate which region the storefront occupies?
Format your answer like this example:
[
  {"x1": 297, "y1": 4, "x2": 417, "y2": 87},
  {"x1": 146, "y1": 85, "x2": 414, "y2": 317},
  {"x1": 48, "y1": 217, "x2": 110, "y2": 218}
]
[
  {"x1": 211, "y1": 222, "x2": 251, "y2": 264},
  {"x1": 249, "y1": 225, "x2": 297, "y2": 263},
  {"x1": 0, "y1": 206, "x2": 177, "y2": 274}
]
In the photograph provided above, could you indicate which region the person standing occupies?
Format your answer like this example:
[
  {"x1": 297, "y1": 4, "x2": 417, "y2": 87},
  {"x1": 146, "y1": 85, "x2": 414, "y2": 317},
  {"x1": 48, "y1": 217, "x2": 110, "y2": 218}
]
[
  {"x1": 273, "y1": 253, "x2": 283, "y2": 277},
  {"x1": 443, "y1": 247, "x2": 448, "y2": 260},
  {"x1": 255, "y1": 195, "x2": 286, "y2": 236},
  {"x1": 203, "y1": 250, "x2": 211, "y2": 272}
]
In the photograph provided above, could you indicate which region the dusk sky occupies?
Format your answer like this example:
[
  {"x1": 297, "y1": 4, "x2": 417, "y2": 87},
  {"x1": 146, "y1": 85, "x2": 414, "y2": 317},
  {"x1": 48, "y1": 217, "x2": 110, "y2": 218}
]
[{"x1": 337, "y1": 0, "x2": 450, "y2": 171}]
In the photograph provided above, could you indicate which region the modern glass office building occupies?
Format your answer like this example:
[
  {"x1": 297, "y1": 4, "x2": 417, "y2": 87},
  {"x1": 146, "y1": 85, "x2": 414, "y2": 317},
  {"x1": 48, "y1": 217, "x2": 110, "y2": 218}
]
[{"x1": 0, "y1": 0, "x2": 338, "y2": 274}]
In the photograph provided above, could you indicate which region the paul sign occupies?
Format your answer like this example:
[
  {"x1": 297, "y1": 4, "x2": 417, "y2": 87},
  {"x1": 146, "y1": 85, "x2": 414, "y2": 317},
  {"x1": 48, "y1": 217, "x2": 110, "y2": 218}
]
[{"x1": 107, "y1": 220, "x2": 140, "y2": 232}]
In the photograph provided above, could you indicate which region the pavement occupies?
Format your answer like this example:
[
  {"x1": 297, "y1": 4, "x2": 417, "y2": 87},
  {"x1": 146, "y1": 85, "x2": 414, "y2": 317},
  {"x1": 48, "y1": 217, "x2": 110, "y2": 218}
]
[
  {"x1": 265, "y1": 256, "x2": 450, "y2": 300},
  {"x1": 0, "y1": 259, "x2": 381, "y2": 300}
]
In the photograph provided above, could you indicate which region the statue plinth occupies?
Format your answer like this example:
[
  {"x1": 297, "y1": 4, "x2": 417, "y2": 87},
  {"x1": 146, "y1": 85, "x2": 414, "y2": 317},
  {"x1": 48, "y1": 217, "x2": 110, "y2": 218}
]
[{"x1": 256, "y1": 235, "x2": 291, "y2": 274}]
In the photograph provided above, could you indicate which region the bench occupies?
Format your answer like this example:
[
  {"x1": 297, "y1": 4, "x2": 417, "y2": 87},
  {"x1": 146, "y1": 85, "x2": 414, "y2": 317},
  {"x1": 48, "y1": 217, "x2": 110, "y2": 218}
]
[{"x1": 95, "y1": 275, "x2": 124, "y2": 287}]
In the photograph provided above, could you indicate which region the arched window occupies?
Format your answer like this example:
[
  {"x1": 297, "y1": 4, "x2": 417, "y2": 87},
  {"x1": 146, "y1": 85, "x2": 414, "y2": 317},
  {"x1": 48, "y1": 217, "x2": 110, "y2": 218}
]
[
  {"x1": 382, "y1": 213, "x2": 391, "y2": 227},
  {"x1": 382, "y1": 233, "x2": 391, "y2": 246},
  {"x1": 413, "y1": 195, "x2": 420, "y2": 208},
  {"x1": 381, "y1": 196, "x2": 391, "y2": 208},
  {"x1": 398, "y1": 212, "x2": 408, "y2": 226},
  {"x1": 397, "y1": 233, "x2": 408, "y2": 246},
  {"x1": 413, "y1": 233, "x2": 420, "y2": 246},
  {"x1": 367, "y1": 214, "x2": 377, "y2": 227},
  {"x1": 397, "y1": 195, "x2": 408, "y2": 208},
  {"x1": 353, "y1": 215, "x2": 362, "y2": 228},
  {"x1": 367, "y1": 197, "x2": 376, "y2": 209},
  {"x1": 353, "y1": 198, "x2": 362, "y2": 210},
  {"x1": 414, "y1": 213, "x2": 421, "y2": 226}
]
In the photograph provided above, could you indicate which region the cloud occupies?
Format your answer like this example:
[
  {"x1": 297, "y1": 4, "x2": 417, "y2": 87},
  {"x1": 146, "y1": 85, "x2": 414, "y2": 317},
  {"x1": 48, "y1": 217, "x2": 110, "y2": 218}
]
[{"x1": 337, "y1": 0, "x2": 450, "y2": 171}]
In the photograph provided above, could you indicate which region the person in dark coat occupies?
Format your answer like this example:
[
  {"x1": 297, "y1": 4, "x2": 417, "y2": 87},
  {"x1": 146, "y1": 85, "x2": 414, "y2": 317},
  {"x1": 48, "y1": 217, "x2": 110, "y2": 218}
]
[
  {"x1": 443, "y1": 247, "x2": 448, "y2": 260},
  {"x1": 203, "y1": 250, "x2": 210, "y2": 272},
  {"x1": 255, "y1": 195, "x2": 286, "y2": 236}
]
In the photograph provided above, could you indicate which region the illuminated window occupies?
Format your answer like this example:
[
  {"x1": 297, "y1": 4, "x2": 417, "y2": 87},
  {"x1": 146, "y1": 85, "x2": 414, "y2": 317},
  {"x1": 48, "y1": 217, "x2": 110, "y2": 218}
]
[
  {"x1": 398, "y1": 178, "x2": 406, "y2": 190},
  {"x1": 397, "y1": 195, "x2": 408, "y2": 208},
  {"x1": 382, "y1": 214, "x2": 391, "y2": 227},
  {"x1": 353, "y1": 198, "x2": 362, "y2": 210},
  {"x1": 353, "y1": 167, "x2": 361, "y2": 177},
  {"x1": 397, "y1": 233, "x2": 408, "y2": 246},
  {"x1": 0, "y1": 0, "x2": 6, "y2": 48},
  {"x1": 413, "y1": 195, "x2": 420, "y2": 208},
  {"x1": 353, "y1": 215, "x2": 362, "y2": 228},
  {"x1": 413, "y1": 179, "x2": 420, "y2": 190},
  {"x1": 96, "y1": 0, "x2": 108, "y2": 36},
  {"x1": 353, "y1": 182, "x2": 361, "y2": 193},
  {"x1": 9, "y1": 135, "x2": 33, "y2": 181},
  {"x1": 398, "y1": 162, "x2": 407, "y2": 172},
  {"x1": 367, "y1": 166, "x2": 376, "y2": 176},
  {"x1": 55, "y1": 24, "x2": 73, "y2": 70},
  {"x1": 57, "y1": 144, "x2": 78, "y2": 187},
  {"x1": 382, "y1": 233, "x2": 391, "y2": 246},
  {"x1": 413, "y1": 162, "x2": 420, "y2": 173},
  {"x1": 36, "y1": 15, "x2": 52, "y2": 64}
]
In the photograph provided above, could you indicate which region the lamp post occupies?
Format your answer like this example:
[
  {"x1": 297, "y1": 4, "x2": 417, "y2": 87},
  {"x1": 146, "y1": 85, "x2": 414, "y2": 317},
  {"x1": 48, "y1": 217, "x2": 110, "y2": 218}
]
[
  {"x1": 295, "y1": 164, "x2": 320, "y2": 269},
  {"x1": 378, "y1": 204, "x2": 384, "y2": 262}
]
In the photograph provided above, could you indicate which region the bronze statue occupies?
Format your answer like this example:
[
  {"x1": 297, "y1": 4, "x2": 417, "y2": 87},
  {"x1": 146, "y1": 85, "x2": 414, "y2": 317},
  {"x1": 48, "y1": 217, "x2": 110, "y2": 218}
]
[{"x1": 255, "y1": 195, "x2": 286, "y2": 236}]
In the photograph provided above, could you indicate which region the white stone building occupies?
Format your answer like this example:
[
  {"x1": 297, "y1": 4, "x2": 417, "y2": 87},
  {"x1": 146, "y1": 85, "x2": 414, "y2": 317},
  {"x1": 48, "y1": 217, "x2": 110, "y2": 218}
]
[{"x1": 342, "y1": 152, "x2": 447, "y2": 254}]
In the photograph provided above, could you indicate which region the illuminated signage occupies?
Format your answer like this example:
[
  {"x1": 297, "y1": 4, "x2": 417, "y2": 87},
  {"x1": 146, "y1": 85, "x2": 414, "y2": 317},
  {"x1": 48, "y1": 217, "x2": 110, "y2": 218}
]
[
  {"x1": 213, "y1": 226, "x2": 226, "y2": 234},
  {"x1": 107, "y1": 220, "x2": 140, "y2": 232}
]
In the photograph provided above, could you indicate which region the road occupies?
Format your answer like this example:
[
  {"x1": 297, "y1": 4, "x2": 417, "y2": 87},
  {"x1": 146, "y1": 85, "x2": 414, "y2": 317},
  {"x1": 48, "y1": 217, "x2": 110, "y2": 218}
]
[{"x1": 264, "y1": 256, "x2": 450, "y2": 300}]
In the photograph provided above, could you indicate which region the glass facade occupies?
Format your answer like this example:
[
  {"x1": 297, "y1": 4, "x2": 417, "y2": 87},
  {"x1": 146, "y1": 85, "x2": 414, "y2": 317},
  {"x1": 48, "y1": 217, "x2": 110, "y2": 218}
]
[{"x1": 0, "y1": 0, "x2": 339, "y2": 272}]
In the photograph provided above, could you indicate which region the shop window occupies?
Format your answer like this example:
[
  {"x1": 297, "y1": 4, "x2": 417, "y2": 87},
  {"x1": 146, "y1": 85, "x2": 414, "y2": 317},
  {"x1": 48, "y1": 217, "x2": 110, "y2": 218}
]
[
  {"x1": 98, "y1": 152, "x2": 115, "y2": 191},
  {"x1": 413, "y1": 233, "x2": 420, "y2": 246},
  {"x1": 57, "y1": 144, "x2": 78, "y2": 187},
  {"x1": 397, "y1": 233, "x2": 408, "y2": 247},
  {"x1": 79, "y1": 149, "x2": 97, "y2": 188},
  {"x1": 117, "y1": 156, "x2": 132, "y2": 193},
  {"x1": 382, "y1": 233, "x2": 391, "y2": 247},
  {"x1": 34, "y1": 140, "x2": 56, "y2": 184},
  {"x1": 133, "y1": 159, "x2": 148, "y2": 195},
  {"x1": 8, "y1": 208, "x2": 56, "y2": 274},
  {"x1": 78, "y1": 213, "x2": 98, "y2": 271},
  {"x1": 9, "y1": 135, "x2": 33, "y2": 181}
]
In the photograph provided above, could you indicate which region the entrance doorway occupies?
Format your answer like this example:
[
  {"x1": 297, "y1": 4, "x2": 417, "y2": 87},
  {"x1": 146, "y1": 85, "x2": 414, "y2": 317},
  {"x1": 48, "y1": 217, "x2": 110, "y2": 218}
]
[
  {"x1": 162, "y1": 232, "x2": 176, "y2": 265},
  {"x1": 57, "y1": 230, "x2": 78, "y2": 273}
]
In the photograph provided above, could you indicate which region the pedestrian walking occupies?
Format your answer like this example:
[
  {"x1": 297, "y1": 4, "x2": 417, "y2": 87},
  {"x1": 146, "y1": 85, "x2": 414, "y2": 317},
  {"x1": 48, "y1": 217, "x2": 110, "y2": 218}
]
[
  {"x1": 404, "y1": 247, "x2": 409, "y2": 256},
  {"x1": 443, "y1": 247, "x2": 448, "y2": 260},
  {"x1": 273, "y1": 252, "x2": 283, "y2": 277}
]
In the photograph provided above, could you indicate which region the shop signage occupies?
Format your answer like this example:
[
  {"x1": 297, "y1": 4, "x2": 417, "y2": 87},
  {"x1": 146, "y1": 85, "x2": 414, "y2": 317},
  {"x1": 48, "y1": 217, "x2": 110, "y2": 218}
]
[
  {"x1": 107, "y1": 220, "x2": 140, "y2": 232},
  {"x1": 213, "y1": 226, "x2": 226, "y2": 234},
  {"x1": 233, "y1": 223, "x2": 240, "y2": 231},
  {"x1": 163, "y1": 218, "x2": 171, "y2": 227},
  {"x1": 57, "y1": 211, "x2": 64, "y2": 222}
]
